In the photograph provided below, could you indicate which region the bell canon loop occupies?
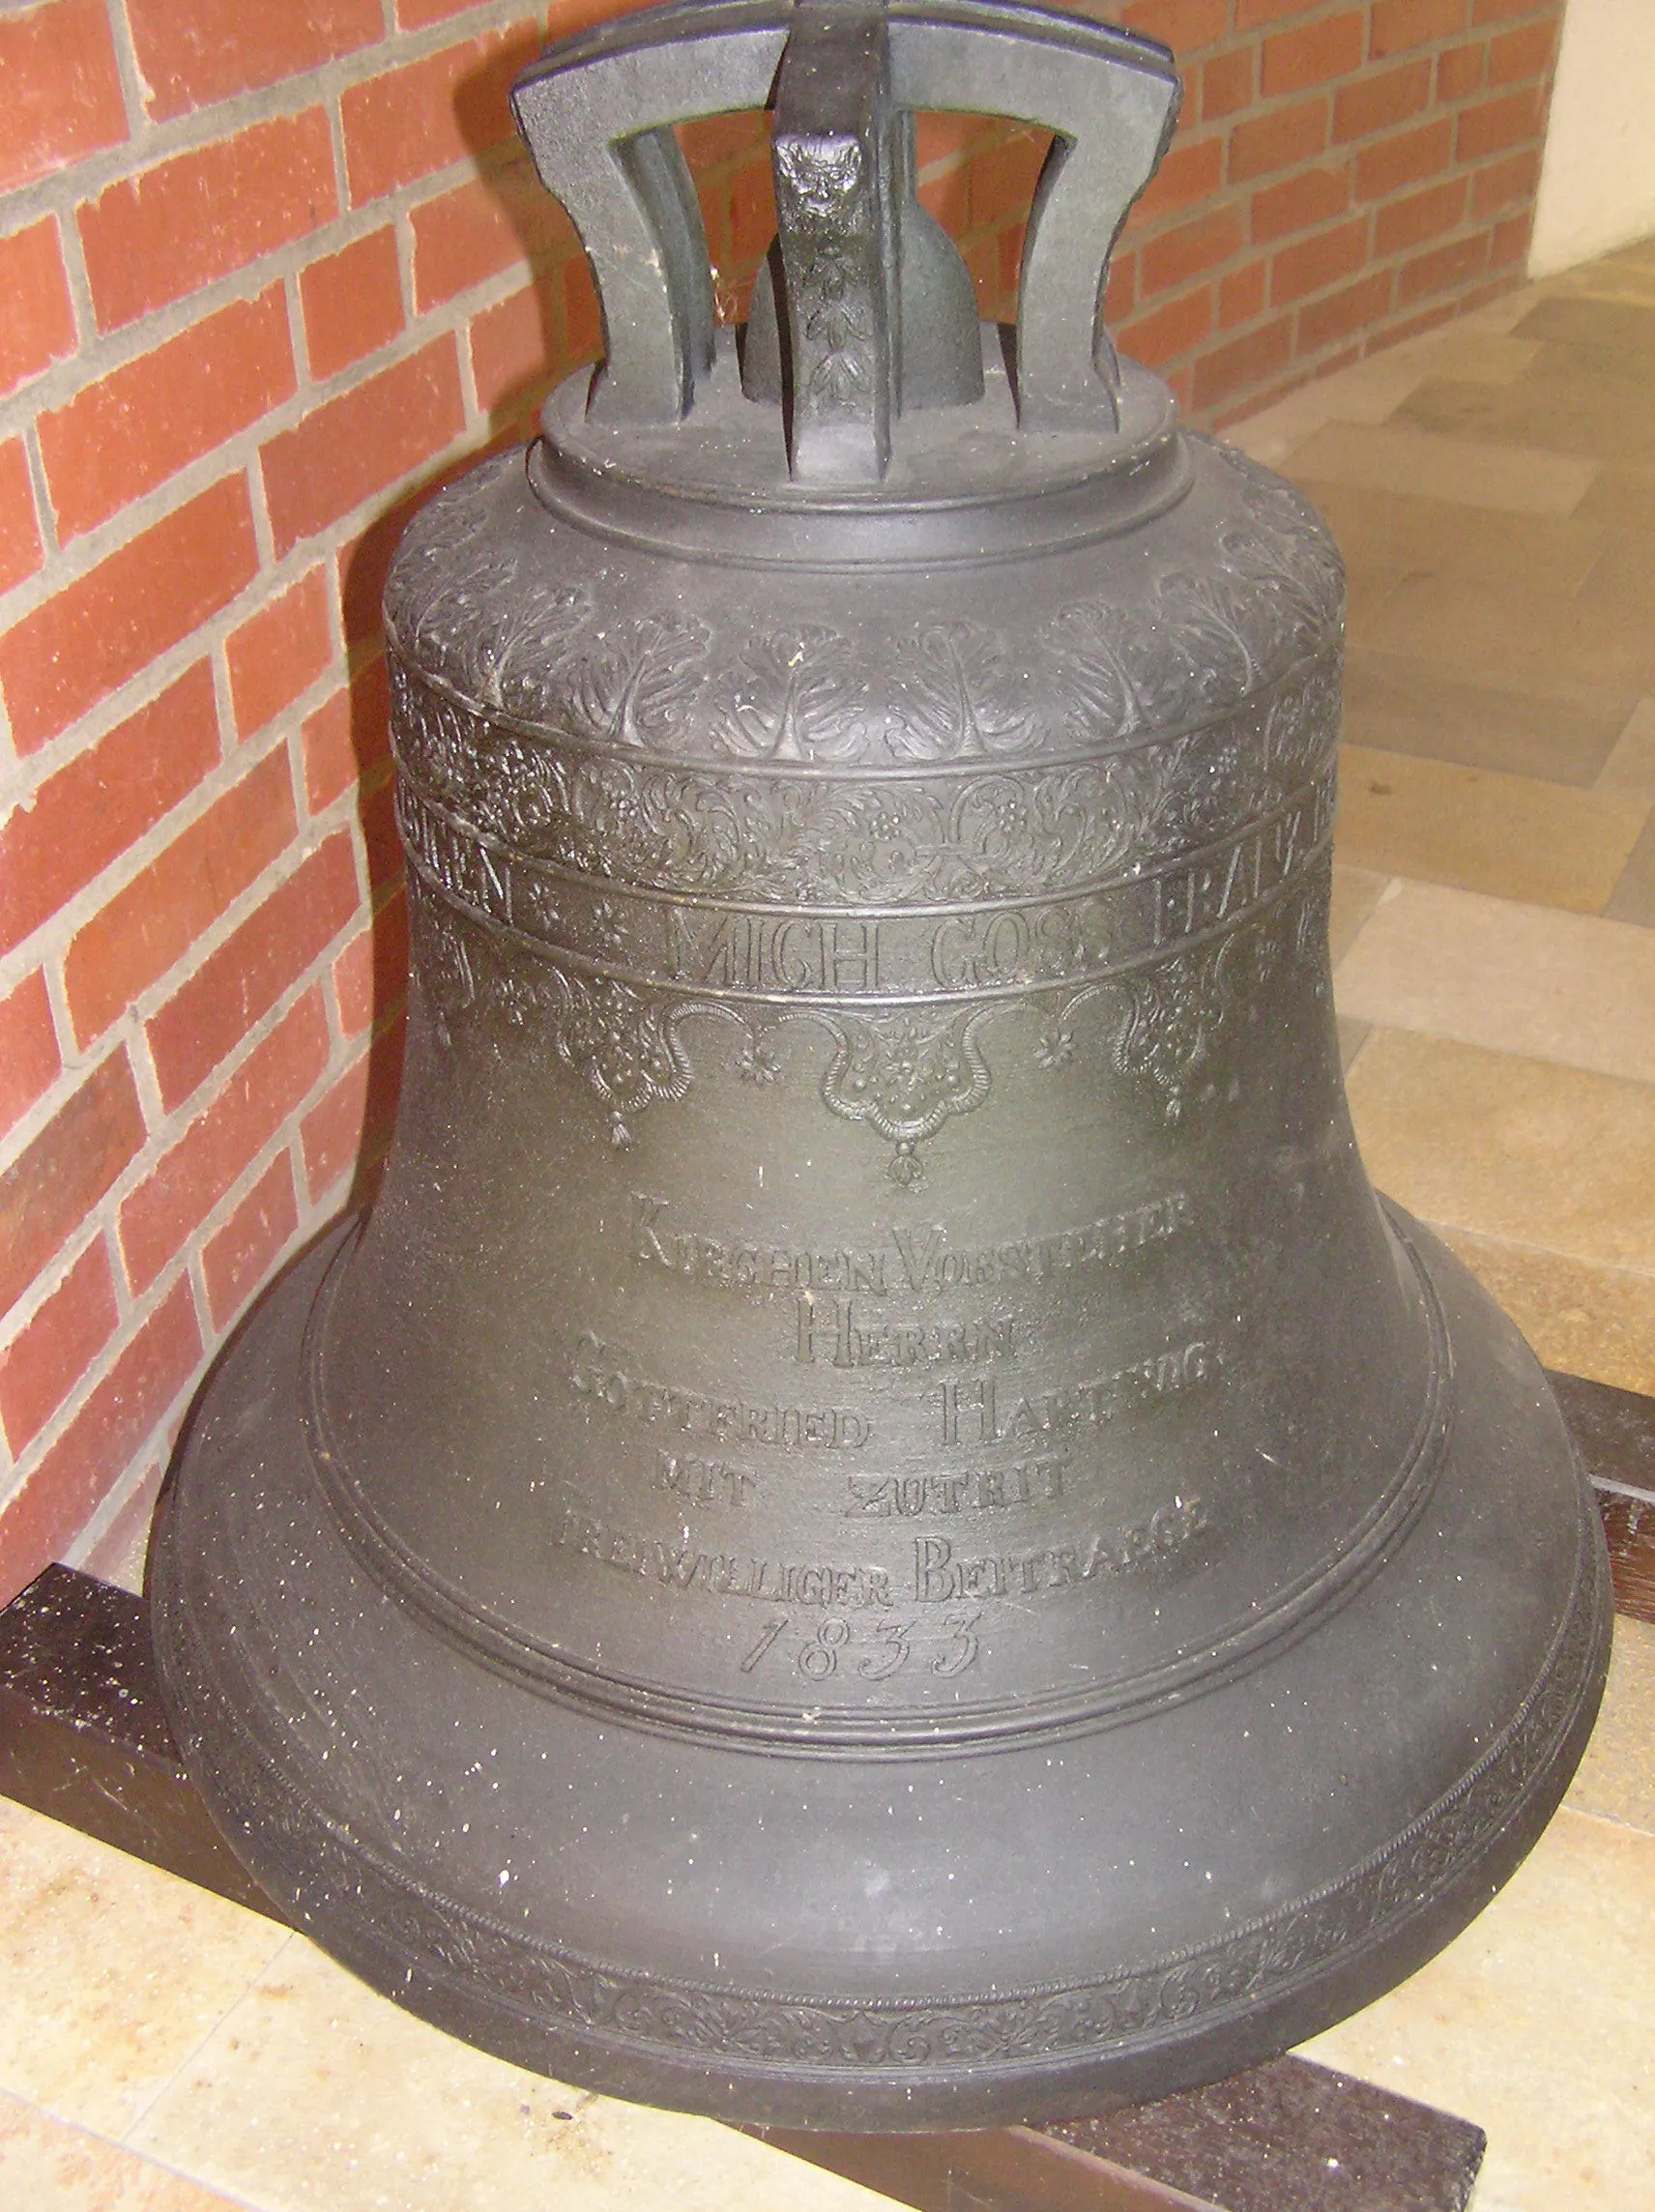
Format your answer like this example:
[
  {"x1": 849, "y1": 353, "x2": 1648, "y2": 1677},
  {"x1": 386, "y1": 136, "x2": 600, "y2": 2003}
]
[{"x1": 151, "y1": 0, "x2": 1611, "y2": 2130}]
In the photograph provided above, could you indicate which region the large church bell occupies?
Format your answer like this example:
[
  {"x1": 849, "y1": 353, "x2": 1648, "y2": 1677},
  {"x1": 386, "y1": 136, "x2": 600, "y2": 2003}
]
[{"x1": 152, "y1": 0, "x2": 1611, "y2": 2128}]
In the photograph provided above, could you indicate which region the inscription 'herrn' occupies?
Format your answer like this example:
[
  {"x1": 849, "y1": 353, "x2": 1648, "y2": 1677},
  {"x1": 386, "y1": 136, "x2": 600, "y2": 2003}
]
[{"x1": 631, "y1": 1191, "x2": 1190, "y2": 1300}]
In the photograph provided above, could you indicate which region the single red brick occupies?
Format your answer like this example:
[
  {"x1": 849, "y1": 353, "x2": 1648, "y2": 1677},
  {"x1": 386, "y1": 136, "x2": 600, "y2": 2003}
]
[
  {"x1": 300, "y1": 685, "x2": 355, "y2": 814},
  {"x1": 1201, "y1": 48, "x2": 1254, "y2": 121},
  {"x1": 1192, "y1": 315, "x2": 1294, "y2": 410},
  {"x1": 1119, "y1": 0, "x2": 1228, "y2": 44},
  {"x1": 728, "y1": 158, "x2": 776, "y2": 268},
  {"x1": 1437, "y1": 39, "x2": 1486, "y2": 98},
  {"x1": 677, "y1": 110, "x2": 767, "y2": 169},
  {"x1": 298, "y1": 227, "x2": 405, "y2": 385},
  {"x1": 410, "y1": 157, "x2": 577, "y2": 312},
  {"x1": 357, "y1": 767, "x2": 402, "y2": 897},
  {"x1": 77, "y1": 109, "x2": 336, "y2": 333},
  {"x1": 0, "y1": 1238, "x2": 119, "y2": 1453},
  {"x1": 0, "y1": 480, "x2": 255, "y2": 755},
  {"x1": 1471, "y1": 0, "x2": 1545, "y2": 19},
  {"x1": 144, "y1": 831, "x2": 361, "y2": 1110},
  {"x1": 303, "y1": 650, "x2": 394, "y2": 812},
  {"x1": 1219, "y1": 256, "x2": 1269, "y2": 328},
  {"x1": 201, "y1": 1149, "x2": 299, "y2": 1328},
  {"x1": 0, "y1": 1051, "x2": 145, "y2": 1320},
  {"x1": 1140, "y1": 207, "x2": 1245, "y2": 295},
  {"x1": 125, "y1": 0, "x2": 381, "y2": 121},
  {"x1": 1457, "y1": 86, "x2": 1545, "y2": 162},
  {"x1": 1333, "y1": 58, "x2": 1432, "y2": 141},
  {"x1": 334, "y1": 885, "x2": 410, "y2": 1039},
  {"x1": 1, "y1": 0, "x2": 127, "y2": 194},
  {"x1": 226, "y1": 568, "x2": 333, "y2": 740},
  {"x1": 0, "y1": 664, "x2": 219, "y2": 957},
  {"x1": 1375, "y1": 176, "x2": 1468, "y2": 255},
  {"x1": 1270, "y1": 216, "x2": 1369, "y2": 306},
  {"x1": 1263, "y1": 10, "x2": 1365, "y2": 94},
  {"x1": 38, "y1": 285, "x2": 296, "y2": 543},
  {"x1": 1252, "y1": 165, "x2": 1351, "y2": 244},
  {"x1": 0, "y1": 440, "x2": 43, "y2": 596},
  {"x1": 1229, "y1": 98, "x2": 1330, "y2": 183},
  {"x1": 1119, "y1": 285, "x2": 1214, "y2": 368},
  {"x1": 63, "y1": 744, "x2": 299, "y2": 1048},
  {"x1": 1297, "y1": 267, "x2": 1395, "y2": 350},
  {"x1": 261, "y1": 339, "x2": 466, "y2": 557},
  {"x1": 121, "y1": 989, "x2": 330, "y2": 1292},
  {"x1": 340, "y1": 21, "x2": 544, "y2": 205},
  {"x1": 915, "y1": 112, "x2": 980, "y2": 170},
  {"x1": 78, "y1": 1454, "x2": 167, "y2": 1585},
  {"x1": 1490, "y1": 210, "x2": 1531, "y2": 267},
  {"x1": 1371, "y1": 0, "x2": 1467, "y2": 57},
  {"x1": 1134, "y1": 135, "x2": 1224, "y2": 221},
  {"x1": 0, "y1": 218, "x2": 76, "y2": 399},
  {"x1": 916, "y1": 168, "x2": 968, "y2": 235},
  {"x1": 968, "y1": 130, "x2": 1048, "y2": 230},
  {"x1": 0, "y1": 972, "x2": 60, "y2": 1140},
  {"x1": 469, "y1": 276, "x2": 564, "y2": 418},
  {"x1": 1399, "y1": 229, "x2": 1491, "y2": 304},
  {"x1": 1354, "y1": 117, "x2": 1454, "y2": 199},
  {"x1": 0, "y1": 1277, "x2": 200, "y2": 1608},
  {"x1": 300, "y1": 1019, "x2": 406, "y2": 1201},
  {"x1": 1236, "y1": 0, "x2": 1324, "y2": 24},
  {"x1": 1470, "y1": 146, "x2": 1541, "y2": 218}
]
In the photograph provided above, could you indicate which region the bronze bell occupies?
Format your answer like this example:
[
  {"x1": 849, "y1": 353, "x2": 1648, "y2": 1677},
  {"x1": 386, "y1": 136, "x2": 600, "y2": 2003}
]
[{"x1": 151, "y1": 0, "x2": 1611, "y2": 2130}]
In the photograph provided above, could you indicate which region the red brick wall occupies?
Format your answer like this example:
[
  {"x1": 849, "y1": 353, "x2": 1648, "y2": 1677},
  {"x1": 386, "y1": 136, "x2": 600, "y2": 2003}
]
[
  {"x1": 0, "y1": 0, "x2": 1562, "y2": 1605},
  {"x1": 923, "y1": 0, "x2": 1565, "y2": 418}
]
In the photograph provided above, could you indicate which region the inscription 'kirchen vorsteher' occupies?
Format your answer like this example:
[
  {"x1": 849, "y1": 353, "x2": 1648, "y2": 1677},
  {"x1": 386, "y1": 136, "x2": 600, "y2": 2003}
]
[{"x1": 630, "y1": 1190, "x2": 1192, "y2": 1298}]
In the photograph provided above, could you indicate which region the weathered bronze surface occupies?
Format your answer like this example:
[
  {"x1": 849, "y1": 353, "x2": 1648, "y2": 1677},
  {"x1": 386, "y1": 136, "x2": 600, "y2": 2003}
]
[{"x1": 150, "y1": 0, "x2": 1611, "y2": 2130}]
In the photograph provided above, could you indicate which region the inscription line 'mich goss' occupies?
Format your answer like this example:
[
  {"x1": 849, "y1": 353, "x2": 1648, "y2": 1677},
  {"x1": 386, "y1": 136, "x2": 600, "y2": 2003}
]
[{"x1": 395, "y1": 765, "x2": 1337, "y2": 1003}]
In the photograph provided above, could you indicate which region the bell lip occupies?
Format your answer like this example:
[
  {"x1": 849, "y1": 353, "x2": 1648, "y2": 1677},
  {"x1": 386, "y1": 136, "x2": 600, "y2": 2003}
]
[
  {"x1": 300, "y1": 1202, "x2": 1453, "y2": 1758},
  {"x1": 148, "y1": 1215, "x2": 1612, "y2": 2130},
  {"x1": 528, "y1": 346, "x2": 1196, "y2": 569},
  {"x1": 149, "y1": 1342, "x2": 1610, "y2": 2127}
]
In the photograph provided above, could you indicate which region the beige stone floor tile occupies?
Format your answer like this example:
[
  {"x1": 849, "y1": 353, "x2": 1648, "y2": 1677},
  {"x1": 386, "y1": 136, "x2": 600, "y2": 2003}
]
[
  {"x1": 1576, "y1": 525, "x2": 1655, "y2": 625},
  {"x1": 1574, "y1": 457, "x2": 1655, "y2": 534},
  {"x1": 1336, "y1": 1015, "x2": 1369, "y2": 1072},
  {"x1": 1297, "y1": 1809, "x2": 1655, "y2": 2212},
  {"x1": 1513, "y1": 292, "x2": 1655, "y2": 372},
  {"x1": 1396, "y1": 363, "x2": 1655, "y2": 464},
  {"x1": 1338, "y1": 649, "x2": 1627, "y2": 785},
  {"x1": 0, "y1": 1800, "x2": 291, "y2": 2140},
  {"x1": 1435, "y1": 1227, "x2": 1655, "y2": 1397},
  {"x1": 1357, "y1": 571, "x2": 1655, "y2": 708},
  {"x1": 0, "y1": 2091, "x2": 247, "y2": 2212},
  {"x1": 1333, "y1": 746, "x2": 1648, "y2": 912},
  {"x1": 1341, "y1": 564, "x2": 1408, "y2": 639},
  {"x1": 1327, "y1": 859, "x2": 1389, "y2": 962},
  {"x1": 1567, "y1": 1616, "x2": 1655, "y2": 1837},
  {"x1": 1290, "y1": 479, "x2": 1609, "y2": 599},
  {"x1": 1277, "y1": 420, "x2": 1599, "y2": 517},
  {"x1": 1332, "y1": 881, "x2": 1655, "y2": 1084},
  {"x1": 1346, "y1": 1030, "x2": 1655, "y2": 1275},
  {"x1": 130, "y1": 1936, "x2": 890, "y2": 2212},
  {"x1": 1607, "y1": 809, "x2": 1655, "y2": 927},
  {"x1": 1596, "y1": 698, "x2": 1655, "y2": 798}
]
